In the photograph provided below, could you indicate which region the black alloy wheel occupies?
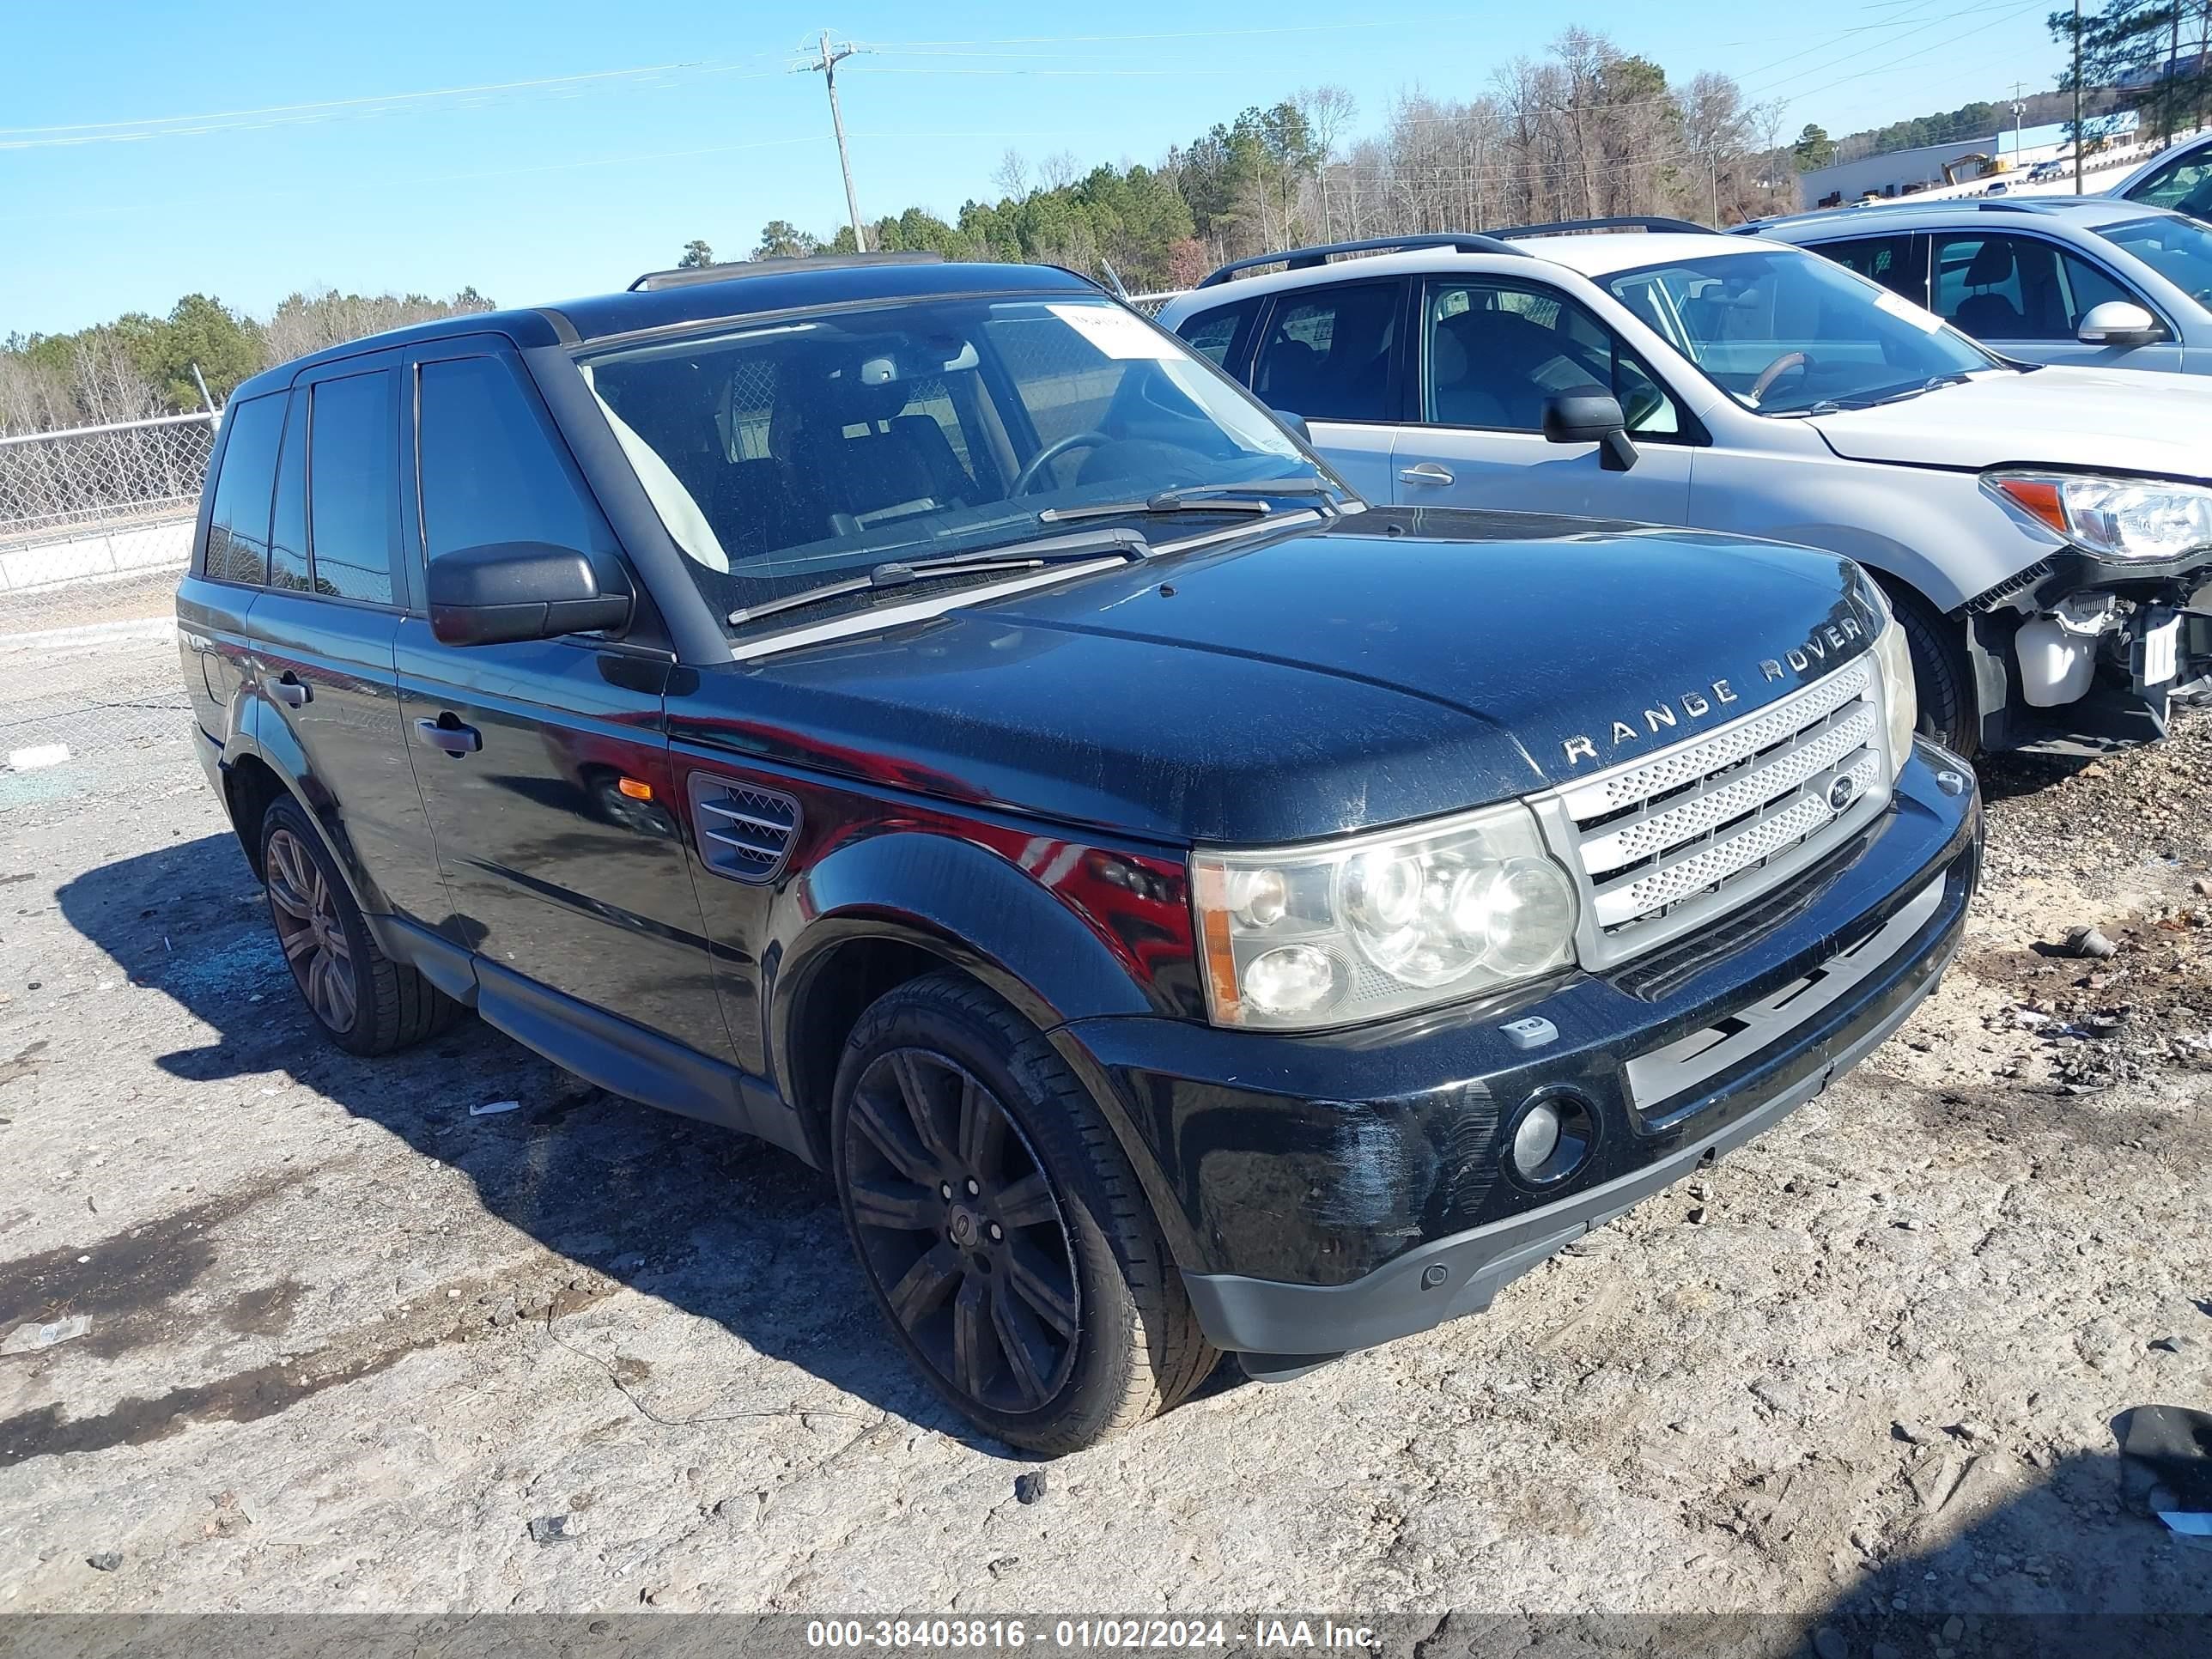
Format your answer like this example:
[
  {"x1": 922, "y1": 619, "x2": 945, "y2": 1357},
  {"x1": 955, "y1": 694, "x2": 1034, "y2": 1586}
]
[
  {"x1": 265, "y1": 823, "x2": 358, "y2": 1035},
  {"x1": 257, "y1": 795, "x2": 459, "y2": 1057},
  {"x1": 841, "y1": 1047, "x2": 1082, "y2": 1414}
]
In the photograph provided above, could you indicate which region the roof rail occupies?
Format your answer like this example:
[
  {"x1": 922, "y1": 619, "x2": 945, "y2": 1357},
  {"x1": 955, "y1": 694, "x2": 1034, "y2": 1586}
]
[
  {"x1": 1486, "y1": 216, "x2": 1718, "y2": 240},
  {"x1": 626, "y1": 251, "x2": 945, "y2": 292},
  {"x1": 1195, "y1": 234, "x2": 1526, "y2": 289}
]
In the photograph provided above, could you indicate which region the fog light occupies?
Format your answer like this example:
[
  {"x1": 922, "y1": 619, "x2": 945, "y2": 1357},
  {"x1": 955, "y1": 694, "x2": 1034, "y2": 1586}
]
[
  {"x1": 1505, "y1": 1091, "x2": 1595, "y2": 1186},
  {"x1": 1511, "y1": 1103, "x2": 1562, "y2": 1174}
]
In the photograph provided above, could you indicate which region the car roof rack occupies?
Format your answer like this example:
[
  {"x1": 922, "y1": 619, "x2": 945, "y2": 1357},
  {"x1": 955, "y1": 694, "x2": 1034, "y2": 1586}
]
[
  {"x1": 1486, "y1": 216, "x2": 1718, "y2": 240},
  {"x1": 627, "y1": 252, "x2": 945, "y2": 292},
  {"x1": 1194, "y1": 234, "x2": 1527, "y2": 289}
]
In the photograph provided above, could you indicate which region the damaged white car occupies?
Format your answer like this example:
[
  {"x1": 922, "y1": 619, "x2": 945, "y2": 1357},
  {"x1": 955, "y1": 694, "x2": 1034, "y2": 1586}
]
[{"x1": 1160, "y1": 222, "x2": 2212, "y2": 757}]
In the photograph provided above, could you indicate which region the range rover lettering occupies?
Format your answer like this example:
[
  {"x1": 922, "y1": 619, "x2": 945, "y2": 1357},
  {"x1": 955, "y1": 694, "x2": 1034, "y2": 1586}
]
[{"x1": 179, "y1": 252, "x2": 1979, "y2": 1452}]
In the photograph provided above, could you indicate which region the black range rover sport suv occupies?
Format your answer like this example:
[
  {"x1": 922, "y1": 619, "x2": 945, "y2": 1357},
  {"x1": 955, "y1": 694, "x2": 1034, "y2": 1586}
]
[{"x1": 177, "y1": 252, "x2": 1980, "y2": 1452}]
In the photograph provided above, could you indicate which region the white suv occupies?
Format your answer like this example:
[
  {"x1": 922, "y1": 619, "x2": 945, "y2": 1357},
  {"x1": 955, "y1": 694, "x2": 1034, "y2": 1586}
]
[{"x1": 1157, "y1": 222, "x2": 2212, "y2": 757}]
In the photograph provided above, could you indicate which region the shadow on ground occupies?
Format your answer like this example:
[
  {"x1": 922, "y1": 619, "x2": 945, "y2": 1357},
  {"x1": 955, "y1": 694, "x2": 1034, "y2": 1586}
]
[
  {"x1": 44, "y1": 831, "x2": 1073, "y2": 1458},
  {"x1": 1411, "y1": 1446, "x2": 2211, "y2": 1658}
]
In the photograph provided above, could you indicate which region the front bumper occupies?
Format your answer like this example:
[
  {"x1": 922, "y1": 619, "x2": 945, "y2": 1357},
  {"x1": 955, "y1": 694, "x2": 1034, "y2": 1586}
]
[
  {"x1": 1056, "y1": 745, "x2": 1978, "y2": 1369},
  {"x1": 1975, "y1": 549, "x2": 2212, "y2": 753}
]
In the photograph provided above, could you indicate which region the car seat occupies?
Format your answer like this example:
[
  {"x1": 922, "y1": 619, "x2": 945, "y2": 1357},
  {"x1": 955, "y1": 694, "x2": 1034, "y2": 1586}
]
[
  {"x1": 1431, "y1": 308, "x2": 1568, "y2": 430},
  {"x1": 1951, "y1": 240, "x2": 2027, "y2": 337},
  {"x1": 775, "y1": 360, "x2": 976, "y2": 538}
]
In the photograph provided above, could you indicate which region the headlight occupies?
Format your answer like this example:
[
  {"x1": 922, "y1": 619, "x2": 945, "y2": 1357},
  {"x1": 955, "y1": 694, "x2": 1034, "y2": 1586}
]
[
  {"x1": 1864, "y1": 587, "x2": 1919, "y2": 765},
  {"x1": 1985, "y1": 471, "x2": 2212, "y2": 562},
  {"x1": 1191, "y1": 803, "x2": 1580, "y2": 1031}
]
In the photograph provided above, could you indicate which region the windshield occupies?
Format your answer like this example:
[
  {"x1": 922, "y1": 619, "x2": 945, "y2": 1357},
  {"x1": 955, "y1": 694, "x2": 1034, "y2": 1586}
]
[
  {"x1": 579, "y1": 295, "x2": 1327, "y2": 628},
  {"x1": 2101, "y1": 214, "x2": 2212, "y2": 305},
  {"x1": 1604, "y1": 247, "x2": 2002, "y2": 416}
]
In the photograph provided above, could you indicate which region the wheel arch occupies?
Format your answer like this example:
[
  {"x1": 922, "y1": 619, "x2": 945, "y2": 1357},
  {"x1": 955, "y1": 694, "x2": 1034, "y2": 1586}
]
[
  {"x1": 763, "y1": 829, "x2": 1166, "y2": 1168},
  {"x1": 217, "y1": 708, "x2": 386, "y2": 914},
  {"x1": 772, "y1": 921, "x2": 1212, "y2": 1279}
]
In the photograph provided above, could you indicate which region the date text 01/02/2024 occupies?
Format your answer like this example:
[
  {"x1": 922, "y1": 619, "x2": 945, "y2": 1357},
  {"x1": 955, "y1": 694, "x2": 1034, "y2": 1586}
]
[{"x1": 802, "y1": 1617, "x2": 1380, "y2": 1650}]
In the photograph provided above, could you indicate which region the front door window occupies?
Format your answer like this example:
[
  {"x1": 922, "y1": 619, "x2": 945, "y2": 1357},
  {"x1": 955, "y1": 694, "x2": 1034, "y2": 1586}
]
[{"x1": 1421, "y1": 280, "x2": 1680, "y2": 437}]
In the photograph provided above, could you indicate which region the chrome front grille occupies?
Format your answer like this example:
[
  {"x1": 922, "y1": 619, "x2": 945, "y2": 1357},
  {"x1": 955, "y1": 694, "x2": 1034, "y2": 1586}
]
[{"x1": 1534, "y1": 657, "x2": 1892, "y2": 969}]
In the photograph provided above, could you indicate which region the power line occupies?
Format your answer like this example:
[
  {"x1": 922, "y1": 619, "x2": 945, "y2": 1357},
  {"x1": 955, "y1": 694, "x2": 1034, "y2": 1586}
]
[
  {"x1": 1742, "y1": 0, "x2": 2050, "y2": 100},
  {"x1": 0, "y1": 58, "x2": 780, "y2": 149},
  {"x1": 862, "y1": 21, "x2": 1394, "y2": 48}
]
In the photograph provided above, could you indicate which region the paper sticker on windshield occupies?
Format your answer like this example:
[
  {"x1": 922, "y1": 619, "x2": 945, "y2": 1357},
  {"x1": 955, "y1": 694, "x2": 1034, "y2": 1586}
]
[
  {"x1": 1874, "y1": 289, "x2": 1945, "y2": 333},
  {"x1": 1047, "y1": 303, "x2": 1180, "y2": 359}
]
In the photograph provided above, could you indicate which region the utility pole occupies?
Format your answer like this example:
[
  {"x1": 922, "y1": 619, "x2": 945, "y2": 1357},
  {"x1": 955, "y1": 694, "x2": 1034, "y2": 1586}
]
[
  {"x1": 2170, "y1": 3, "x2": 2184, "y2": 143},
  {"x1": 2009, "y1": 82, "x2": 2026, "y2": 172},
  {"x1": 2073, "y1": 0, "x2": 2085, "y2": 194},
  {"x1": 797, "y1": 31, "x2": 867, "y2": 252}
]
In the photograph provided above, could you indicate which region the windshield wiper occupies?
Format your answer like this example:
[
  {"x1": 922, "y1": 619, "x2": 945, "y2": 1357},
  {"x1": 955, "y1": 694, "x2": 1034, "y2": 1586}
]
[
  {"x1": 726, "y1": 527, "x2": 1148, "y2": 629},
  {"x1": 1037, "y1": 477, "x2": 1342, "y2": 524},
  {"x1": 1821, "y1": 372, "x2": 1979, "y2": 414}
]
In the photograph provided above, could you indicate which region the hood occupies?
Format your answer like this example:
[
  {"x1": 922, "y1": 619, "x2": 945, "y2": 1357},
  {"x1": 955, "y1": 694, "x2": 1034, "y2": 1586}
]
[
  {"x1": 670, "y1": 507, "x2": 1882, "y2": 845},
  {"x1": 1807, "y1": 367, "x2": 2212, "y2": 481}
]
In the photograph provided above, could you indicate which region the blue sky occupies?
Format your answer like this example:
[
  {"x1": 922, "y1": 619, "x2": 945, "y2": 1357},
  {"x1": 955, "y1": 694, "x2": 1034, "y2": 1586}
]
[{"x1": 3, "y1": 1, "x2": 2065, "y2": 337}]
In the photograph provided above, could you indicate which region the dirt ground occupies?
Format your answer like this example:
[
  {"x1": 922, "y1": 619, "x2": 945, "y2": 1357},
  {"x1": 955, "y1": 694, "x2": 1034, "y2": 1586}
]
[{"x1": 1, "y1": 620, "x2": 2207, "y2": 1647}]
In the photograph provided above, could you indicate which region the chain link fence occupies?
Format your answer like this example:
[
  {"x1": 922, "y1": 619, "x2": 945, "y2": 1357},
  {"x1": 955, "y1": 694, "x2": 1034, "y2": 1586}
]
[
  {"x1": 0, "y1": 410, "x2": 215, "y2": 597},
  {"x1": 0, "y1": 413, "x2": 210, "y2": 808}
]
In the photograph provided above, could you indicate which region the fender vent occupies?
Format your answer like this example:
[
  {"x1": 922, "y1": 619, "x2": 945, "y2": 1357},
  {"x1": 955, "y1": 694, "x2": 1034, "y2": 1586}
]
[{"x1": 686, "y1": 774, "x2": 800, "y2": 884}]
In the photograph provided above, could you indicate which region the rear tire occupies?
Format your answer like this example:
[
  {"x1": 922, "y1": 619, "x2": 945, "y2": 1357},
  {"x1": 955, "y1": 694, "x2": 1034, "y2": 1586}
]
[
  {"x1": 1883, "y1": 580, "x2": 1978, "y2": 758},
  {"x1": 259, "y1": 796, "x2": 459, "y2": 1057},
  {"x1": 830, "y1": 972, "x2": 1218, "y2": 1454}
]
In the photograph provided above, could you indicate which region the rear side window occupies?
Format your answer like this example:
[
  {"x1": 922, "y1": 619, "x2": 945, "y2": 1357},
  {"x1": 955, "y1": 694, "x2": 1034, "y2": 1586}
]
[
  {"x1": 269, "y1": 393, "x2": 310, "y2": 592},
  {"x1": 202, "y1": 393, "x2": 285, "y2": 585},
  {"x1": 417, "y1": 356, "x2": 603, "y2": 560},
  {"x1": 306, "y1": 372, "x2": 398, "y2": 605},
  {"x1": 1251, "y1": 283, "x2": 1399, "y2": 422},
  {"x1": 1815, "y1": 235, "x2": 1926, "y2": 307},
  {"x1": 1174, "y1": 300, "x2": 1258, "y2": 369}
]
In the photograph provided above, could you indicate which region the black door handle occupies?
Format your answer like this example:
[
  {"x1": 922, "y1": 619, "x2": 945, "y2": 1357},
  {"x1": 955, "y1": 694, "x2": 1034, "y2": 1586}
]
[
  {"x1": 415, "y1": 715, "x2": 482, "y2": 757},
  {"x1": 270, "y1": 672, "x2": 311, "y2": 708}
]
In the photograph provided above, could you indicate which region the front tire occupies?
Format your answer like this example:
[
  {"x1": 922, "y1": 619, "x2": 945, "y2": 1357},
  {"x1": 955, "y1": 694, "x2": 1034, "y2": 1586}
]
[
  {"x1": 830, "y1": 973, "x2": 1218, "y2": 1454},
  {"x1": 259, "y1": 796, "x2": 457, "y2": 1057},
  {"x1": 1883, "y1": 580, "x2": 1978, "y2": 758}
]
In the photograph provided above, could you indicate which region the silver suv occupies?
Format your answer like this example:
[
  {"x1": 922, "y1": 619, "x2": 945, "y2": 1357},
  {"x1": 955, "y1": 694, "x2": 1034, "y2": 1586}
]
[
  {"x1": 1742, "y1": 197, "x2": 2212, "y2": 375},
  {"x1": 1156, "y1": 222, "x2": 2212, "y2": 759}
]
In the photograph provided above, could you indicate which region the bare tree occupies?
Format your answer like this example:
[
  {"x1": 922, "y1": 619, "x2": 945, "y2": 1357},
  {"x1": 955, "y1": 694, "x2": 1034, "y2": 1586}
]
[{"x1": 1295, "y1": 85, "x2": 1358, "y2": 237}]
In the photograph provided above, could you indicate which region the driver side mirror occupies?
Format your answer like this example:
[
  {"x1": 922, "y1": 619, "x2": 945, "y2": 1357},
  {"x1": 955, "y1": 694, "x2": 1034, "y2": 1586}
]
[
  {"x1": 1542, "y1": 391, "x2": 1639, "y2": 472},
  {"x1": 427, "y1": 541, "x2": 635, "y2": 647},
  {"x1": 2076, "y1": 301, "x2": 2165, "y2": 347}
]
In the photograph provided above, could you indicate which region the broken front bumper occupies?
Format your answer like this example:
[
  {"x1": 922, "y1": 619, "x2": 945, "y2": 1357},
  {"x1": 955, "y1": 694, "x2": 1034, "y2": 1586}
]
[{"x1": 1972, "y1": 548, "x2": 2212, "y2": 752}]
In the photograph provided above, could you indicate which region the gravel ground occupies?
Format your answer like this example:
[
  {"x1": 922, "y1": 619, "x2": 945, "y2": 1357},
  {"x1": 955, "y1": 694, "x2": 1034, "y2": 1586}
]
[{"x1": 0, "y1": 623, "x2": 2207, "y2": 1648}]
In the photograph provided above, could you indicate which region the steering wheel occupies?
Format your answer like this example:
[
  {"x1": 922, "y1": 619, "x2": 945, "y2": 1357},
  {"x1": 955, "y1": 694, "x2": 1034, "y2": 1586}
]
[
  {"x1": 1748, "y1": 351, "x2": 1810, "y2": 406},
  {"x1": 1012, "y1": 429, "x2": 1113, "y2": 495}
]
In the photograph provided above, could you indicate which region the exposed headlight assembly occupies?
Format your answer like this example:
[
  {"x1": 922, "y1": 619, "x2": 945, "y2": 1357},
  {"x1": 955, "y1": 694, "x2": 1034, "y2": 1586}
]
[
  {"x1": 1860, "y1": 580, "x2": 1920, "y2": 765},
  {"x1": 1192, "y1": 804, "x2": 1580, "y2": 1031},
  {"x1": 1985, "y1": 471, "x2": 2212, "y2": 563}
]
